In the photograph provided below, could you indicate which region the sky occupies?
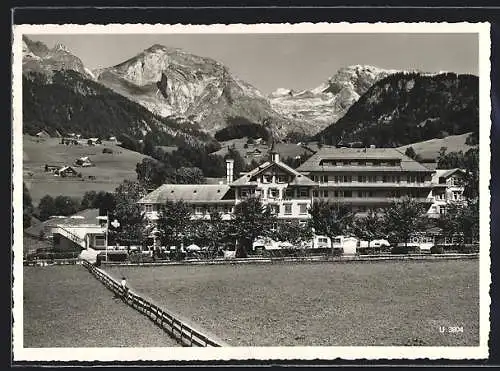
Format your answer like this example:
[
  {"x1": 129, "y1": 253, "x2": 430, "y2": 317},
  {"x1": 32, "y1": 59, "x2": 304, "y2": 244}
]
[{"x1": 27, "y1": 33, "x2": 479, "y2": 94}]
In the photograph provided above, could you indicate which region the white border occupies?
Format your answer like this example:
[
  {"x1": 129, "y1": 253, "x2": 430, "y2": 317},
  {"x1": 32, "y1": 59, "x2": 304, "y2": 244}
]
[{"x1": 12, "y1": 22, "x2": 491, "y2": 362}]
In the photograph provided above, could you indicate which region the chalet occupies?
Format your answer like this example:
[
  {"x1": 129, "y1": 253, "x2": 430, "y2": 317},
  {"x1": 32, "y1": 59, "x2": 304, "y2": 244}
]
[
  {"x1": 54, "y1": 166, "x2": 78, "y2": 177},
  {"x1": 139, "y1": 146, "x2": 317, "y2": 222},
  {"x1": 35, "y1": 130, "x2": 50, "y2": 138},
  {"x1": 88, "y1": 138, "x2": 102, "y2": 145},
  {"x1": 246, "y1": 148, "x2": 263, "y2": 157},
  {"x1": 427, "y1": 168, "x2": 467, "y2": 217},
  {"x1": 74, "y1": 156, "x2": 94, "y2": 167}
]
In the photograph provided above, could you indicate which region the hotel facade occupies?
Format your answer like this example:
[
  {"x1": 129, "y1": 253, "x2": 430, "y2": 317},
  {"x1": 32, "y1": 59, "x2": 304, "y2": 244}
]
[{"x1": 138, "y1": 145, "x2": 460, "y2": 221}]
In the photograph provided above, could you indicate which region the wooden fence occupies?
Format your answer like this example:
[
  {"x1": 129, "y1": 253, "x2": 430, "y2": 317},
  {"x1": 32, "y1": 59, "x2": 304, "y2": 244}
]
[
  {"x1": 101, "y1": 252, "x2": 479, "y2": 267},
  {"x1": 81, "y1": 260, "x2": 224, "y2": 347}
]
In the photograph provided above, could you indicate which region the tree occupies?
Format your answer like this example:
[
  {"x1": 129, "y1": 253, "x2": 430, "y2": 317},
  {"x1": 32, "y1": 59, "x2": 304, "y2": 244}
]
[
  {"x1": 382, "y1": 197, "x2": 427, "y2": 249},
  {"x1": 175, "y1": 166, "x2": 205, "y2": 184},
  {"x1": 308, "y1": 200, "x2": 354, "y2": 255},
  {"x1": 405, "y1": 146, "x2": 417, "y2": 160},
  {"x1": 192, "y1": 211, "x2": 230, "y2": 258},
  {"x1": 23, "y1": 183, "x2": 34, "y2": 228},
  {"x1": 80, "y1": 190, "x2": 97, "y2": 210},
  {"x1": 53, "y1": 196, "x2": 79, "y2": 216},
  {"x1": 230, "y1": 197, "x2": 277, "y2": 258},
  {"x1": 272, "y1": 220, "x2": 313, "y2": 249},
  {"x1": 38, "y1": 195, "x2": 56, "y2": 221},
  {"x1": 351, "y1": 210, "x2": 385, "y2": 254},
  {"x1": 112, "y1": 180, "x2": 148, "y2": 246},
  {"x1": 438, "y1": 200, "x2": 479, "y2": 244},
  {"x1": 463, "y1": 147, "x2": 479, "y2": 200},
  {"x1": 156, "y1": 200, "x2": 193, "y2": 252},
  {"x1": 136, "y1": 158, "x2": 173, "y2": 188}
]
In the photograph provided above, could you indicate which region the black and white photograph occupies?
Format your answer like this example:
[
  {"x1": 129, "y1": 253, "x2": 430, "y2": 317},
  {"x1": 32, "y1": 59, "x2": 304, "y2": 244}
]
[{"x1": 12, "y1": 22, "x2": 491, "y2": 362}]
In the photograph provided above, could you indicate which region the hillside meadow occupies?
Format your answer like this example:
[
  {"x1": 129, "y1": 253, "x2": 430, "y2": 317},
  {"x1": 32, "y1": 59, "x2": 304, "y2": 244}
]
[
  {"x1": 397, "y1": 133, "x2": 476, "y2": 161},
  {"x1": 22, "y1": 135, "x2": 149, "y2": 205}
]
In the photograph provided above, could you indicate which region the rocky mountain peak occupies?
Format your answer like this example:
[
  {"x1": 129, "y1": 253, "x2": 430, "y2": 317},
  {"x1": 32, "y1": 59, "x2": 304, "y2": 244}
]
[
  {"x1": 53, "y1": 43, "x2": 70, "y2": 53},
  {"x1": 269, "y1": 65, "x2": 400, "y2": 132}
]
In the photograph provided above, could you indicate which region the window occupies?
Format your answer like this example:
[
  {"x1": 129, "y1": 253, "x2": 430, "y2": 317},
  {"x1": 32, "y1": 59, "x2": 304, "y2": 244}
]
[
  {"x1": 94, "y1": 235, "x2": 106, "y2": 247},
  {"x1": 269, "y1": 188, "x2": 279, "y2": 198},
  {"x1": 334, "y1": 176, "x2": 339, "y2": 183},
  {"x1": 263, "y1": 174, "x2": 272, "y2": 183},
  {"x1": 195, "y1": 206, "x2": 203, "y2": 215},
  {"x1": 144, "y1": 204, "x2": 154, "y2": 213},
  {"x1": 241, "y1": 188, "x2": 249, "y2": 197},
  {"x1": 299, "y1": 203, "x2": 308, "y2": 214},
  {"x1": 299, "y1": 188, "x2": 309, "y2": 198},
  {"x1": 277, "y1": 175, "x2": 288, "y2": 183},
  {"x1": 320, "y1": 175, "x2": 328, "y2": 183},
  {"x1": 344, "y1": 191, "x2": 352, "y2": 197},
  {"x1": 313, "y1": 190, "x2": 319, "y2": 197},
  {"x1": 358, "y1": 175, "x2": 366, "y2": 183},
  {"x1": 343, "y1": 175, "x2": 352, "y2": 183},
  {"x1": 270, "y1": 204, "x2": 280, "y2": 215},
  {"x1": 322, "y1": 190, "x2": 329, "y2": 198},
  {"x1": 334, "y1": 191, "x2": 339, "y2": 198},
  {"x1": 285, "y1": 188, "x2": 294, "y2": 198},
  {"x1": 284, "y1": 203, "x2": 292, "y2": 215}
]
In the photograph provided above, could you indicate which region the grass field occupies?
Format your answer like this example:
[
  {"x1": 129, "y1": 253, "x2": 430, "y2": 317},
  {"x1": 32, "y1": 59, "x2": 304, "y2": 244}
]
[
  {"x1": 23, "y1": 265, "x2": 179, "y2": 347},
  {"x1": 105, "y1": 260, "x2": 479, "y2": 346},
  {"x1": 23, "y1": 135, "x2": 149, "y2": 205},
  {"x1": 398, "y1": 133, "x2": 476, "y2": 160}
]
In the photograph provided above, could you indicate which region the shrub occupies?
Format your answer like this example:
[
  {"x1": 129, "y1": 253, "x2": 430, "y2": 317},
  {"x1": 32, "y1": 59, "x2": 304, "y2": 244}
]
[
  {"x1": 391, "y1": 245, "x2": 410, "y2": 254},
  {"x1": 430, "y1": 245, "x2": 445, "y2": 254}
]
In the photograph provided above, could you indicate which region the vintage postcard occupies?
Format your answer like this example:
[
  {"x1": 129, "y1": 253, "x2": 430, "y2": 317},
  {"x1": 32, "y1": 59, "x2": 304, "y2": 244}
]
[{"x1": 12, "y1": 22, "x2": 491, "y2": 362}]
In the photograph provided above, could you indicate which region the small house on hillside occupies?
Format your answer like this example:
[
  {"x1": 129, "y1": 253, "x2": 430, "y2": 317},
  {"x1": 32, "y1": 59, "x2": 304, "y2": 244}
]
[
  {"x1": 54, "y1": 166, "x2": 78, "y2": 177},
  {"x1": 88, "y1": 138, "x2": 102, "y2": 146},
  {"x1": 74, "y1": 156, "x2": 94, "y2": 167},
  {"x1": 36, "y1": 130, "x2": 50, "y2": 138},
  {"x1": 44, "y1": 164, "x2": 60, "y2": 172}
]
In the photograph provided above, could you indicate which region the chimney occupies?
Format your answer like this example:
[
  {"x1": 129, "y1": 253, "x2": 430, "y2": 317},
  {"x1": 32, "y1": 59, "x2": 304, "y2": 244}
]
[
  {"x1": 226, "y1": 159, "x2": 234, "y2": 184},
  {"x1": 271, "y1": 151, "x2": 280, "y2": 163}
]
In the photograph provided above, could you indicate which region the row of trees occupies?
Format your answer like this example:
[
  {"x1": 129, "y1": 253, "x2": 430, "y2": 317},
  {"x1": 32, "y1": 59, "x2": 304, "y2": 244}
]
[{"x1": 107, "y1": 192, "x2": 479, "y2": 258}]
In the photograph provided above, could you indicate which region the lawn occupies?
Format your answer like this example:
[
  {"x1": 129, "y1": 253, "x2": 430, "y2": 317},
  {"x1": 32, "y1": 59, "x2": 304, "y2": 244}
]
[
  {"x1": 23, "y1": 135, "x2": 149, "y2": 205},
  {"x1": 105, "y1": 260, "x2": 479, "y2": 346},
  {"x1": 23, "y1": 265, "x2": 179, "y2": 347}
]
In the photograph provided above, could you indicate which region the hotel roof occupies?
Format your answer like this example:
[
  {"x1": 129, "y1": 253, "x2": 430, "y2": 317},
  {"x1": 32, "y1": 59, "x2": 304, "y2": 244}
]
[
  {"x1": 137, "y1": 184, "x2": 235, "y2": 204},
  {"x1": 297, "y1": 147, "x2": 434, "y2": 173},
  {"x1": 231, "y1": 160, "x2": 317, "y2": 187}
]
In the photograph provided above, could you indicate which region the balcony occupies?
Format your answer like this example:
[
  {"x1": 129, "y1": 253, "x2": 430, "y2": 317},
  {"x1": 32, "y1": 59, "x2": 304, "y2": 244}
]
[
  {"x1": 317, "y1": 182, "x2": 433, "y2": 188},
  {"x1": 321, "y1": 197, "x2": 434, "y2": 204}
]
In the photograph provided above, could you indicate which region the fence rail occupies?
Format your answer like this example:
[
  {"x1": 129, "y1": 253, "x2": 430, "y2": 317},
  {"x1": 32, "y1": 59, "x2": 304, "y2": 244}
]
[
  {"x1": 81, "y1": 260, "x2": 223, "y2": 347},
  {"x1": 100, "y1": 252, "x2": 479, "y2": 267}
]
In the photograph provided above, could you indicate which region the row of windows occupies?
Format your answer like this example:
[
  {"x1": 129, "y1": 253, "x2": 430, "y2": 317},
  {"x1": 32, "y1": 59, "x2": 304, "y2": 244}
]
[
  {"x1": 240, "y1": 187, "x2": 310, "y2": 199},
  {"x1": 319, "y1": 159, "x2": 400, "y2": 167},
  {"x1": 273, "y1": 203, "x2": 309, "y2": 215},
  {"x1": 259, "y1": 174, "x2": 291, "y2": 184},
  {"x1": 311, "y1": 174, "x2": 428, "y2": 183},
  {"x1": 144, "y1": 204, "x2": 233, "y2": 214}
]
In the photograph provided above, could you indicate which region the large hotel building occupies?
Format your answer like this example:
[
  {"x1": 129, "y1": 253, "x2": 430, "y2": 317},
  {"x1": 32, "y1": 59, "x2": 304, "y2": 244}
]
[{"x1": 138, "y1": 145, "x2": 447, "y2": 220}]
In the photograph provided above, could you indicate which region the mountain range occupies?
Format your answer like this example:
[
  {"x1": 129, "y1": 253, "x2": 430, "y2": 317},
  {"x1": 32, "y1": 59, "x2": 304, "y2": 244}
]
[
  {"x1": 269, "y1": 65, "x2": 401, "y2": 132},
  {"x1": 21, "y1": 36, "x2": 479, "y2": 148}
]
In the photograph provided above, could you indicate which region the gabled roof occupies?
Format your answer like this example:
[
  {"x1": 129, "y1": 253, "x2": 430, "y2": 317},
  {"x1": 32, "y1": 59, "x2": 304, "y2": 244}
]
[
  {"x1": 138, "y1": 184, "x2": 235, "y2": 204},
  {"x1": 297, "y1": 147, "x2": 434, "y2": 173},
  {"x1": 432, "y1": 168, "x2": 466, "y2": 183},
  {"x1": 231, "y1": 160, "x2": 316, "y2": 187},
  {"x1": 25, "y1": 208, "x2": 101, "y2": 237},
  {"x1": 56, "y1": 166, "x2": 77, "y2": 173}
]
